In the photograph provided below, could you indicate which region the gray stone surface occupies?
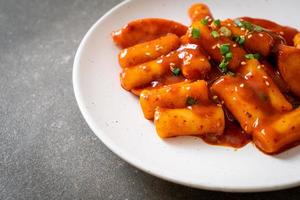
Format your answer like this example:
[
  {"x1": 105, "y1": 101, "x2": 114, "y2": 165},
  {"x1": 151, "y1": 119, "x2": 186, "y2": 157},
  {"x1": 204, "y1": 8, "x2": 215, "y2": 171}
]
[{"x1": 1, "y1": 0, "x2": 300, "y2": 199}]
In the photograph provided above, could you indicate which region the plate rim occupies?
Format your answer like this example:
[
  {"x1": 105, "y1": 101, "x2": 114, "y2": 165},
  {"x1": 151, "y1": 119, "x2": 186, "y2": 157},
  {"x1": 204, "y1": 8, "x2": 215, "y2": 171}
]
[{"x1": 73, "y1": 0, "x2": 300, "y2": 192}]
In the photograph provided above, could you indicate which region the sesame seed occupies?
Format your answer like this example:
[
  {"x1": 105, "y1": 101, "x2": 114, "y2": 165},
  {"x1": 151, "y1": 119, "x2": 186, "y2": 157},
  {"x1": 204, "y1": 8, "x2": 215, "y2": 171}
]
[
  {"x1": 141, "y1": 65, "x2": 147, "y2": 70},
  {"x1": 240, "y1": 83, "x2": 244, "y2": 88},
  {"x1": 200, "y1": 58, "x2": 205, "y2": 61},
  {"x1": 233, "y1": 44, "x2": 237, "y2": 47},
  {"x1": 253, "y1": 118, "x2": 259, "y2": 128},
  {"x1": 244, "y1": 72, "x2": 253, "y2": 80},
  {"x1": 259, "y1": 33, "x2": 264, "y2": 37},
  {"x1": 241, "y1": 61, "x2": 246, "y2": 65},
  {"x1": 247, "y1": 34, "x2": 253, "y2": 39},
  {"x1": 280, "y1": 31, "x2": 284, "y2": 35},
  {"x1": 156, "y1": 59, "x2": 163, "y2": 64},
  {"x1": 227, "y1": 23, "x2": 231, "y2": 26},
  {"x1": 265, "y1": 80, "x2": 270, "y2": 86},
  {"x1": 263, "y1": 75, "x2": 268, "y2": 79},
  {"x1": 120, "y1": 49, "x2": 128, "y2": 58},
  {"x1": 241, "y1": 27, "x2": 245, "y2": 31}
]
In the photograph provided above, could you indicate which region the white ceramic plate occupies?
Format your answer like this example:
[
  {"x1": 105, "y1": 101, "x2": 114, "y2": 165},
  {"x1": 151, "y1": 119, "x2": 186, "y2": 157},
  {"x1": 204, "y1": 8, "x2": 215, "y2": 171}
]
[{"x1": 73, "y1": 0, "x2": 300, "y2": 192}]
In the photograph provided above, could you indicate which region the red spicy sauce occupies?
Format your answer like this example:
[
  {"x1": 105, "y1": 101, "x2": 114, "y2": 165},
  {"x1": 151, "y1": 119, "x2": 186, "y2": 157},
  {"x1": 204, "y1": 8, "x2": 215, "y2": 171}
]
[{"x1": 201, "y1": 119, "x2": 252, "y2": 148}]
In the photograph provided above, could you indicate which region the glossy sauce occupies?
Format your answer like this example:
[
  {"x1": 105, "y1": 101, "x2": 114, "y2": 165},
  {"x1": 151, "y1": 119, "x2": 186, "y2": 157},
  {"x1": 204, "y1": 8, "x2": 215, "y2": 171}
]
[
  {"x1": 205, "y1": 67, "x2": 252, "y2": 148},
  {"x1": 113, "y1": 13, "x2": 300, "y2": 152},
  {"x1": 131, "y1": 44, "x2": 295, "y2": 149},
  {"x1": 201, "y1": 119, "x2": 251, "y2": 148},
  {"x1": 131, "y1": 44, "x2": 206, "y2": 95},
  {"x1": 112, "y1": 18, "x2": 188, "y2": 48},
  {"x1": 240, "y1": 17, "x2": 299, "y2": 46}
]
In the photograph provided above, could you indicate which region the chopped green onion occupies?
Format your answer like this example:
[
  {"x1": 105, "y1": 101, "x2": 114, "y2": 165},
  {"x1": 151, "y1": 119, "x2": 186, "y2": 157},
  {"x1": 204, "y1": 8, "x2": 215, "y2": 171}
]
[
  {"x1": 201, "y1": 18, "x2": 209, "y2": 25},
  {"x1": 238, "y1": 36, "x2": 245, "y2": 45},
  {"x1": 254, "y1": 53, "x2": 261, "y2": 59},
  {"x1": 191, "y1": 28, "x2": 201, "y2": 39},
  {"x1": 219, "y1": 26, "x2": 232, "y2": 37},
  {"x1": 234, "y1": 19, "x2": 263, "y2": 32},
  {"x1": 186, "y1": 96, "x2": 198, "y2": 106},
  {"x1": 219, "y1": 44, "x2": 230, "y2": 55},
  {"x1": 245, "y1": 54, "x2": 254, "y2": 59},
  {"x1": 171, "y1": 67, "x2": 181, "y2": 76},
  {"x1": 254, "y1": 25, "x2": 263, "y2": 32},
  {"x1": 234, "y1": 19, "x2": 243, "y2": 27},
  {"x1": 234, "y1": 36, "x2": 245, "y2": 45},
  {"x1": 219, "y1": 59, "x2": 229, "y2": 73},
  {"x1": 227, "y1": 71, "x2": 235, "y2": 76},
  {"x1": 245, "y1": 53, "x2": 260, "y2": 60},
  {"x1": 213, "y1": 19, "x2": 221, "y2": 26},
  {"x1": 241, "y1": 21, "x2": 254, "y2": 31},
  {"x1": 225, "y1": 52, "x2": 233, "y2": 61},
  {"x1": 211, "y1": 31, "x2": 220, "y2": 38}
]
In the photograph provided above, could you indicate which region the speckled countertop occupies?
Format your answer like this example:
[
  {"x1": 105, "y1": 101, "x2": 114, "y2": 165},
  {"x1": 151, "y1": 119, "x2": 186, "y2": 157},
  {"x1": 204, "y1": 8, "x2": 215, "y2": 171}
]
[{"x1": 1, "y1": 0, "x2": 300, "y2": 199}]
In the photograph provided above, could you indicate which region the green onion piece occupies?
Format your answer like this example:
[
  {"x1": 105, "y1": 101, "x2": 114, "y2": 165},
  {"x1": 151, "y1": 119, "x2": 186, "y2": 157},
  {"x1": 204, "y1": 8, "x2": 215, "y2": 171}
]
[
  {"x1": 171, "y1": 67, "x2": 181, "y2": 76},
  {"x1": 245, "y1": 53, "x2": 260, "y2": 60},
  {"x1": 219, "y1": 44, "x2": 230, "y2": 55},
  {"x1": 245, "y1": 54, "x2": 254, "y2": 59},
  {"x1": 225, "y1": 52, "x2": 233, "y2": 61},
  {"x1": 227, "y1": 71, "x2": 235, "y2": 76},
  {"x1": 234, "y1": 19, "x2": 258, "y2": 31},
  {"x1": 253, "y1": 53, "x2": 261, "y2": 59},
  {"x1": 238, "y1": 36, "x2": 245, "y2": 45},
  {"x1": 211, "y1": 31, "x2": 220, "y2": 38},
  {"x1": 219, "y1": 59, "x2": 229, "y2": 73},
  {"x1": 191, "y1": 28, "x2": 201, "y2": 39},
  {"x1": 201, "y1": 18, "x2": 209, "y2": 25},
  {"x1": 254, "y1": 25, "x2": 263, "y2": 32},
  {"x1": 234, "y1": 36, "x2": 245, "y2": 45},
  {"x1": 219, "y1": 26, "x2": 232, "y2": 37},
  {"x1": 186, "y1": 96, "x2": 198, "y2": 106},
  {"x1": 213, "y1": 19, "x2": 221, "y2": 26},
  {"x1": 234, "y1": 19, "x2": 243, "y2": 27},
  {"x1": 241, "y1": 21, "x2": 254, "y2": 31}
]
